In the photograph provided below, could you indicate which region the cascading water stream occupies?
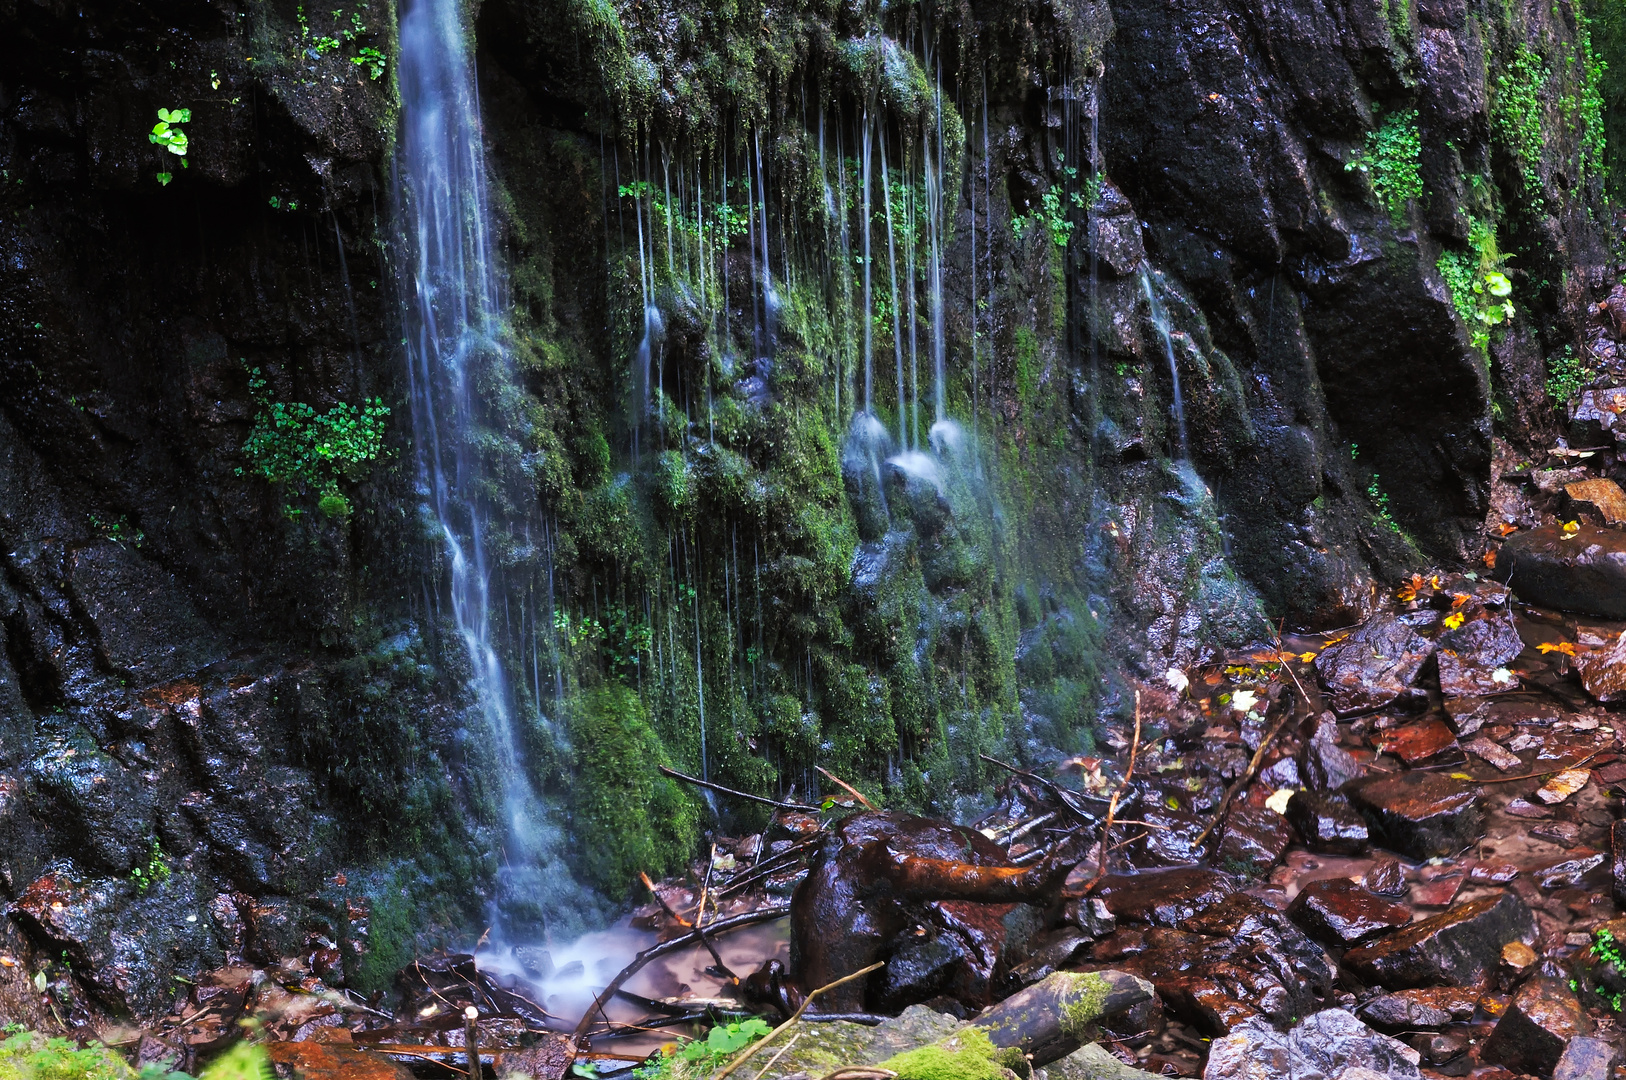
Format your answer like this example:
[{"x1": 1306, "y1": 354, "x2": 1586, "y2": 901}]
[
  {"x1": 1140, "y1": 264, "x2": 1190, "y2": 462},
  {"x1": 395, "y1": 0, "x2": 578, "y2": 936}
]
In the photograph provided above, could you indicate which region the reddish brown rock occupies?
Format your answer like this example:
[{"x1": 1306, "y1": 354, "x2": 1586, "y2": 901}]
[
  {"x1": 1285, "y1": 789, "x2": 1369, "y2": 855},
  {"x1": 1286, "y1": 879, "x2": 1412, "y2": 948},
  {"x1": 1346, "y1": 772, "x2": 1482, "y2": 861},
  {"x1": 1214, "y1": 804, "x2": 1292, "y2": 874},
  {"x1": 1481, "y1": 976, "x2": 1592, "y2": 1076},
  {"x1": 1092, "y1": 868, "x2": 1236, "y2": 928},
  {"x1": 1577, "y1": 630, "x2": 1626, "y2": 702},
  {"x1": 1365, "y1": 856, "x2": 1408, "y2": 897},
  {"x1": 1342, "y1": 891, "x2": 1538, "y2": 989},
  {"x1": 1314, "y1": 616, "x2": 1434, "y2": 714},
  {"x1": 266, "y1": 1041, "x2": 415, "y2": 1080},
  {"x1": 1373, "y1": 718, "x2": 1461, "y2": 765},
  {"x1": 1357, "y1": 986, "x2": 1479, "y2": 1031}
]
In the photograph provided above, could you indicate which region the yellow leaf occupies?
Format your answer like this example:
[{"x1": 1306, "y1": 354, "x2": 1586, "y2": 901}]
[
  {"x1": 1298, "y1": 651, "x2": 1317, "y2": 662},
  {"x1": 1449, "y1": 772, "x2": 1472, "y2": 780},
  {"x1": 1443, "y1": 612, "x2": 1466, "y2": 630},
  {"x1": 1537, "y1": 641, "x2": 1579, "y2": 656},
  {"x1": 1564, "y1": 520, "x2": 1580, "y2": 533}
]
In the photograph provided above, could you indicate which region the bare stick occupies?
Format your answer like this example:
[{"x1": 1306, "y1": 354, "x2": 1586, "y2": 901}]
[
  {"x1": 714, "y1": 962, "x2": 886, "y2": 1080},
  {"x1": 751, "y1": 1032, "x2": 804, "y2": 1080},
  {"x1": 1193, "y1": 708, "x2": 1292, "y2": 850},
  {"x1": 660, "y1": 766, "x2": 821, "y2": 812},
  {"x1": 816, "y1": 766, "x2": 876, "y2": 811}
]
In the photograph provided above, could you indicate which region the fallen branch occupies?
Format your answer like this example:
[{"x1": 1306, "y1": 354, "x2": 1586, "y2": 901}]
[
  {"x1": 751, "y1": 1032, "x2": 804, "y2": 1080},
  {"x1": 640, "y1": 872, "x2": 692, "y2": 927},
  {"x1": 715, "y1": 839, "x2": 821, "y2": 899},
  {"x1": 816, "y1": 766, "x2": 876, "y2": 811},
  {"x1": 659, "y1": 767, "x2": 821, "y2": 812},
  {"x1": 713, "y1": 962, "x2": 886, "y2": 1080},
  {"x1": 1083, "y1": 691, "x2": 1143, "y2": 895},
  {"x1": 569, "y1": 905, "x2": 790, "y2": 1048},
  {"x1": 1193, "y1": 706, "x2": 1293, "y2": 851},
  {"x1": 978, "y1": 754, "x2": 1099, "y2": 822}
]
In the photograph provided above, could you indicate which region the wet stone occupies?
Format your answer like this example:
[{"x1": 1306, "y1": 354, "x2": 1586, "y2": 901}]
[
  {"x1": 1436, "y1": 613, "x2": 1525, "y2": 697},
  {"x1": 1533, "y1": 850, "x2": 1606, "y2": 890},
  {"x1": 1534, "y1": 466, "x2": 1594, "y2": 494},
  {"x1": 1576, "y1": 630, "x2": 1626, "y2": 702},
  {"x1": 1612, "y1": 820, "x2": 1626, "y2": 906},
  {"x1": 1357, "y1": 987, "x2": 1479, "y2": 1032},
  {"x1": 1346, "y1": 772, "x2": 1482, "y2": 861},
  {"x1": 1569, "y1": 387, "x2": 1626, "y2": 446},
  {"x1": 1315, "y1": 616, "x2": 1434, "y2": 715},
  {"x1": 1493, "y1": 525, "x2": 1626, "y2": 620},
  {"x1": 1365, "y1": 857, "x2": 1409, "y2": 897},
  {"x1": 1213, "y1": 805, "x2": 1292, "y2": 874},
  {"x1": 1285, "y1": 789, "x2": 1370, "y2": 855},
  {"x1": 1093, "y1": 868, "x2": 1236, "y2": 928},
  {"x1": 1299, "y1": 712, "x2": 1366, "y2": 792},
  {"x1": 1566, "y1": 478, "x2": 1626, "y2": 524},
  {"x1": 1463, "y1": 736, "x2": 1522, "y2": 772},
  {"x1": 1287, "y1": 879, "x2": 1412, "y2": 948},
  {"x1": 1481, "y1": 976, "x2": 1592, "y2": 1076},
  {"x1": 1344, "y1": 891, "x2": 1538, "y2": 989},
  {"x1": 1202, "y1": 1010, "x2": 1422, "y2": 1080},
  {"x1": 1374, "y1": 719, "x2": 1461, "y2": 765},
  {"x1": 1553, "y1": 1035, "x2": 1623, "y2": 1080}
]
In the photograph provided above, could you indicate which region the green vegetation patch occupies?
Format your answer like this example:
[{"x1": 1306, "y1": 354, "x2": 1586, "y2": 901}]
[
  {"x1": 1493, "y1": 45, "x2": 1548, "y2": 196},
  {"x1": 1346, "y1": 109, "x2": 1423, "y2": 220},
  {"x1": 237, "y1": 366, "x2": 390, "y2": 518}
]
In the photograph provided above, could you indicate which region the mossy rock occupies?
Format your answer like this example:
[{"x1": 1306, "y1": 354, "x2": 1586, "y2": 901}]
[{"x1": 751, "y1": 1007, "x2": 963, "y2": 1080}]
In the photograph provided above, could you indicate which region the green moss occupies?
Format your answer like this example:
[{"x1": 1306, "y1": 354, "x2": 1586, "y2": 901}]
[
  {"x1": 0, "y1": 1032, "x2": 137, "y2": 1080},
  {"x1": 1058, "y1": 972, "x2": 1114, "y2": 1041},
  {"x1": 569, "y1": 684, "x2": 700, "y2": 895},
  {"x1": 879, "y1": 1028, "x2": 1009, "y2": 1080}
]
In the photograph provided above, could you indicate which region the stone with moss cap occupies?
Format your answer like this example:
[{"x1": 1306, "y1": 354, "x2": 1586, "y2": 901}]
[{"x1": 964, "y1": 970, "x2": 1154, "y2": 1067}]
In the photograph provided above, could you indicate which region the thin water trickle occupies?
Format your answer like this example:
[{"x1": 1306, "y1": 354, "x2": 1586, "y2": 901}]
[
  {"x1": 395, "y1": 0, "x2": 581, "y2": 936},
  {"x1": 1140, "y1": 264, "x2": 1189, "y2": 461}
]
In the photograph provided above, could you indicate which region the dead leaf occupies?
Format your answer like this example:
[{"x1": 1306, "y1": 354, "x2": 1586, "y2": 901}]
[
  {"x1": 1443, "y1": 611, "x2": 1466, "y2": 631},
  {"x1": 1537, "y1": 641, "x2": 1579, "y2": 656},
  {"x1": 1496, "y1": 522, "x2": 1520, "y2": 536},
  {"x1": 1450, "y1": 592, "x2": 1471, "y2": 608},
  {"x1": 1482, "y1": 549, "x2": 1497, "y2": 569}
]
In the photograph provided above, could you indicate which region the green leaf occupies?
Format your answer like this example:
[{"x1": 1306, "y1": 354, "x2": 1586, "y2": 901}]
[{"x1": 156, "y1": 172, "x2": 172, "y2": 186}]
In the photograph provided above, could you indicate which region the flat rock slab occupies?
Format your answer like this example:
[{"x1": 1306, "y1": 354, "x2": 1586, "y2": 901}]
[
  {"x1": 1046, "y1": 1043, "x2": 1163, "y2": 1080},
  {"x1": 1576, "y1": 630, "x2": 1626, "y2": 701},
  {"x1": 1567, "y1": 478, "x2": 1626, "y2": 524},
  {"x1": 1554, "y1": 1035, "x2": 1623, "y2": 1080},
  {"x1": 1342, "y1": 891, "x2": 1538, "y2": 989},
  {"x1": 1346, "y1": 772, "x2": 1481, "y2": 861},
  {"x1": 1494, "y1": 525, "x2": 1626, "y2": 619},
  {"x1": 1093, "y1": 868, "x2": 1236, "y2": 928},
  {"x1": 1315, "y1": 617, "x2": 1434, "y2": 715},
  {"x1": 1202, "y1": 1010, "x2": 1421, "y2": 1080},
  {"x1": 1373, "y1": 719, "x2": 1460, "y2": 765},
  {"x1": 1287, "y1": 879, "x2": 1411, "y2": 948},
  {"x1": 1482, "y1": 976, "x2": 1592, "y2": 1076},
  {"x1": 1285, "y1": 790, "x2": 1369, "y2": 855},
  {"x1": 1357, "y1": 987, "x2": 1479, "y2": 1031}
]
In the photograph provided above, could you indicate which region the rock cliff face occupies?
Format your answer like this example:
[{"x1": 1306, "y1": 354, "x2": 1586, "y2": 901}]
[{"x1": 0, "y1": 0, "x2": 1616, "y2": 1014}]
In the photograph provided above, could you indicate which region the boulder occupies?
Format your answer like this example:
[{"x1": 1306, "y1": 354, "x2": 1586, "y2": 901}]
[
  {"x1": 1299, "y1": 713, "x2": 1365, "y2": 791},
  {"x1": 1045, "y1": 1043, "x2": 1162, "y2": 1080},
  {"x1": 1213, "y1": 805, "x2": 1292, "y2": 874},
  {"x1": 1341, "y1": 891, "x2": 1538, "y2": 989},
  {"x1": 1345, "y1": 772, "x2": 1481, "y2": 861},
  {"x1": 1285, "y1": 790, "x2": 1369, "y2": 855},
  {"x1": 1357, "y1": 987, "x2": 1478, "y2": 1031},
  {"x1": 1569, "y1": 387, "x2": 1626, "y2": 446},
  {"x1": 1493, "y1": 525, "x2": 1626, "y2": 620},
  {"x1": 1435, "y1": 612, "x2": 1524, "y2": 697},
  {"x1": 1287, "y1": 879, "x2": 1412, "y2": 948},
  {"x1": 1314, "y1": 617, "x2": 1433, "y2": 715},
  {"x1": 1481, "y1": 976, "x2": 1591, "y2": 1076},
  {"x1": 1576, "y1": 630, "x2": 1626, "y2": 702},
  {"x1": 1566, "y1": 478, "x2": 1626, "y2": 524}
]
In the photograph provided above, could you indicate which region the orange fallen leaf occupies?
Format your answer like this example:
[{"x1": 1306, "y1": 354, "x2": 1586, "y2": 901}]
[
  {"x1": 1537, "y1": 641, "x2": 1579, "y2": 656},
  {"x1": 1396, "y1": 584, "x2": 1418, "y2": 602},
  {"x1": 1496, "y1": 522, "x2": 1519, "y2": 536},
  {"x1": 1427, "y1": 575, "x2": 1442, "y2": 589},
  {"x1": 1482, "y1": 549, "x2": 1497, "y2": 569},
  {"x1": 1323, "y1": 632, "x2": 1350, "y2": 647},
  {"x1": 1450, "y1": 592, "x2": 1470, "y2": 608}
]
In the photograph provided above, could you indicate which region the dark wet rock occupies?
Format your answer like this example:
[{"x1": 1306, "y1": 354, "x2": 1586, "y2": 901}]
[
  {"x1": 970, "y1": 969, "x2": 1155, "y2": 1066},
  {"x1": 791, "y1": 811, "x2": 1070, "y2": 1012},
  {"x1": 1287, "y1": 879, "x2": 1412, "y2": 948},
  {"x1": 1087, "y1": 179, "x2": 1146, "y2": 278},
  {"x1": 1576, "y1": 629, "x2": 1626, "y2": 702},
  {"x1": 1300, "y1": 712, "x2": 1366, "y2": 791},
  {"x1": 1436, "y1": 613, "x2": 1524, "y2": 697},
  {"x1": 1346, "y1": 772, "x2": 1481, "y2": 861},
  {"x1": 1092, "y1": 868, "x2": 1237, "y2": 928},
  {"x1": 1413, "y1": 1031, "x2": 1468, "y2": 1066},
  {"x1": 1214, "y1": 804, "x2": 1292, "y2": 874},
  {"x1": 877, "y1": 930, "x2": 973, "y2": 1011},
  {"x1": 1553, "y1": 1035, "x2": 1623, "y2": 1080},
  {"x1": 1061, "y1": 896, "x2": 1118, "y2": 939},
  {"x1": 1570, "y1": 388, "x2": 1626, "y2": 446},
  {"x1": 1342, "y1": 891, "x2": 1537, "y2": 989},
  {"x1": 1314, "y1": 616, "x2": 1434, "y2": 715},
  {"x1": 1357, "y1": 987, "x2": 1478, "y2": 1031},
  {"x1": 1137, "y1": 804, "x2": 1209, "y2": 865},
  {"x1": 1000, "y1": 926, "x2": 1091, "y2": 993},
  {"x1": 1045, "y1": 1044, "x2": 1162, "y2": 1080},
  {"x1": 1493, "y1": 525, "x2": 1626, "y2": 620},
  {"x1": 1286, "y1": 789, "x2": 1370, "y2": 855},
  {"x1": 1203, "y1": 1010, "x2": 1422, "y2": 1080},
  {"x1": 1365, "y1": 857, "x2": 1409, "y2": 897},
  {"x1": 1481, "y1": 976, "x2": 1592, "y2": 1076}
]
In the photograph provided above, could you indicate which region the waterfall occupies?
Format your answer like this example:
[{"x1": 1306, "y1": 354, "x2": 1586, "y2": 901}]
[
  {"x1": 1140, "y1": 265, "x2": 1190, "y2": 462},
  {"x1": 395, "y1": 0, "x2": 581, "y2": 936}
]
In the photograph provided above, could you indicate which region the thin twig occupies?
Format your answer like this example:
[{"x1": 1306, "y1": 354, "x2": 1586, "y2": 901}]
[
  {"x1": 816, "y1": 766, "x2": 877, "y2": 811},
  {"x1": 978, "y1": 754, "x2": 1098, "y2": 821},
  {"x1": 659, "y1": 767, "x2": 821, "y2": 812},
  {"x1": 714, "y1": 963, "x2": 886, "y2": 1080},
  {"x1": 569, "y1": 906, "x2": 790, "y2": 1048},
  {"x1": 716, "y1": 839, "x2": 821, "y2": 899},
  {"x1": 641, "y1": 872, "x2": 693, "y2": 927},
  {"x1": 1084, "y1": 691, "x2": 1142, "y2": 895},
  {"x1": 751, "y1": 1031, "x2": 805, "y2": 1080}
]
